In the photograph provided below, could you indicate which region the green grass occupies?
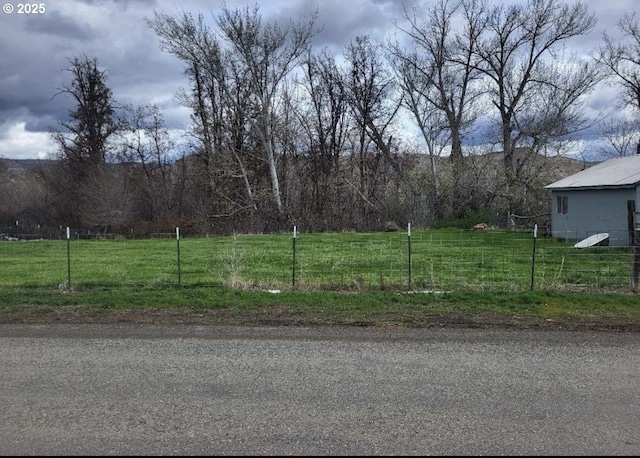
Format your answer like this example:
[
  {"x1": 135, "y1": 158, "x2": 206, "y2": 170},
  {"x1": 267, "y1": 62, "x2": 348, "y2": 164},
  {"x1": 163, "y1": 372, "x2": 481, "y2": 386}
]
[
  {"x1": 1, "y1": 286, "x2": 639, "y2": 328},
  {"x1": 0, "y1": 229, "x2": 634, "y2": 291},
  {"x1": 1, "y1": 229, "x2": 639, "y2": 328}
]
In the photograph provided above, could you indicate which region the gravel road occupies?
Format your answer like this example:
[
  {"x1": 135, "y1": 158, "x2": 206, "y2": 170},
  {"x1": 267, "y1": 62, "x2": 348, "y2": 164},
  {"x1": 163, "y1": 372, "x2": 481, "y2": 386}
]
[{"x1": 1, "y1": 324, "x2": 639, "y2": 455}]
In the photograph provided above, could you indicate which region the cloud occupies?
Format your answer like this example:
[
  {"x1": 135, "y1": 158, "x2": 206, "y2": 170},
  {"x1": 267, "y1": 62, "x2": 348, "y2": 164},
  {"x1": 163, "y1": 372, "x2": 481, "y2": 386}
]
[
  {"x1": 23, "y1": 10, "x2": 94, "y2": 40},
  {"x1": 0, "y1": 121, "x2": 55, "y2": 159},
  {"x1": 0, "y1": 0, "x2": 639, "y2": 159}
]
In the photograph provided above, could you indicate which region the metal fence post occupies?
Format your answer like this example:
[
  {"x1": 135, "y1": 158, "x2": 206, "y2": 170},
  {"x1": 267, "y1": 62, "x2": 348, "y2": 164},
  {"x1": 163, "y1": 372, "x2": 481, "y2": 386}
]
[
  {"x1": 292, "y1": 225, "x2": 297, "y2": 288},
  {"x1": 66, "y1": 226, "x2": 71, "y2": 288},
  {"x1": 408, "y1": 222, "x2": 412, "y2": 290},
  {"x1": 531, "y1": 224, "x2": 537, "y2": 291},
  {"x1": 176, "y1": 227, "x2": 181, "y2": 286}
]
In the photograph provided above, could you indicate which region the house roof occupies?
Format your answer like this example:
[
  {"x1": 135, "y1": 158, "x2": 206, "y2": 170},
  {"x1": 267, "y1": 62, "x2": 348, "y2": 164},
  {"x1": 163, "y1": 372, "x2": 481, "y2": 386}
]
[{"x1": 545, "y1": 155, "x2": 640, "y2": 190}]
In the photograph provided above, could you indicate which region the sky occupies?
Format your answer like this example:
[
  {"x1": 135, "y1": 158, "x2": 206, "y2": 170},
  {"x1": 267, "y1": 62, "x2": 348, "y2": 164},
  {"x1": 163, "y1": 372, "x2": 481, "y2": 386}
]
[{"x1": 0, "y1": 0, "x2": 638, "y2": 160}]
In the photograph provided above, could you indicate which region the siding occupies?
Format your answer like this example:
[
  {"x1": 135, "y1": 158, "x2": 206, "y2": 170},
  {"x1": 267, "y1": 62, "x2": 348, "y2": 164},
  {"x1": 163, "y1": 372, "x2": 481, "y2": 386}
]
[{"x1": 549, "y1": 188, "x2": 634, "y2": 246}]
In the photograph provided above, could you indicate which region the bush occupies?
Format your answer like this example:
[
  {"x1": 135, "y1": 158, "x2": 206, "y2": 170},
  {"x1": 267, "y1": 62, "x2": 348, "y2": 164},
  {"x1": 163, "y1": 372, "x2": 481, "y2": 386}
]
[{"x1": 432, "y1": 208, "x2": 497, "y2": 230}]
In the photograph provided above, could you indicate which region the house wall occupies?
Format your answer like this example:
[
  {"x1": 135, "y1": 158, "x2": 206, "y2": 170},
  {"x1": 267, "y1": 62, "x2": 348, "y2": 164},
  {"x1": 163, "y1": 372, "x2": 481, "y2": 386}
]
[{"x1": 549, "y1": 188, "x2": 635, "y2": 246}]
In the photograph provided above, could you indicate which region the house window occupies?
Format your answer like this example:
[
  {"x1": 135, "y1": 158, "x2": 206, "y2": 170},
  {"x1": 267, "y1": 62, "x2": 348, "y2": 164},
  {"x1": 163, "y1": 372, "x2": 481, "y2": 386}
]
[{"x1": 557, "y1": 196, "x2": 568, "y2": 214}]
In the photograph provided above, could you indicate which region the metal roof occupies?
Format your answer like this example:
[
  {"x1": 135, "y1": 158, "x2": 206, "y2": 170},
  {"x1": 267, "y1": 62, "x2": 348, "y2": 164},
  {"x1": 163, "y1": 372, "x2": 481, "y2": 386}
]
[{"x1": 545, "y1": 155, "x2": 640, "y2": 190}]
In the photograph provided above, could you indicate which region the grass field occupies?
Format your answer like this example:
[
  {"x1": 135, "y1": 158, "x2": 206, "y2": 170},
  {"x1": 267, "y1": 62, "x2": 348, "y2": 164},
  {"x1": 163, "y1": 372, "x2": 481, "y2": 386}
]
[
  {"x1": 2, "y1": 229, "x2": 639, "y2": 329},
  {"x1": 0, "y1": 228, "x2": 634, "y2": 292}
]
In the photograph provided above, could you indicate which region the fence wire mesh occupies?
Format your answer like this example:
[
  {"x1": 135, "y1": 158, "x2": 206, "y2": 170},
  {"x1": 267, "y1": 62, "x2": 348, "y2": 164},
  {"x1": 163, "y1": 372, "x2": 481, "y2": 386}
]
[{"x1": 0, "y1": 229, "x2": 635, "y2": 292}]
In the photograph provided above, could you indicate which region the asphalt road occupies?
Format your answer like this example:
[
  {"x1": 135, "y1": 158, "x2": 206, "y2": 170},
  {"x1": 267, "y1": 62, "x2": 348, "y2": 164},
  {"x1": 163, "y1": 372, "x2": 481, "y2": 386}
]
[{"x1": 0, "y1": 324, "x2": 639, "y2": 456}]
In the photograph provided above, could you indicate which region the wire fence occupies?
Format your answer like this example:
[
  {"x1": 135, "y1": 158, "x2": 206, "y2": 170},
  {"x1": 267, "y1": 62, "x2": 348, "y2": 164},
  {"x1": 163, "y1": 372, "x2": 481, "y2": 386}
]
[{"x1": 0, "y1": 226, "x2": 636, "y2": 293}]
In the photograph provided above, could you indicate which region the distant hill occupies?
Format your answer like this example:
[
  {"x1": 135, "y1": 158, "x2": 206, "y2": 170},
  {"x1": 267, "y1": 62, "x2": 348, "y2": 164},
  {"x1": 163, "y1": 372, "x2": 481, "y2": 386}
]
[
  {"x1": 402, "y1": 149, "x2": 600, "y2": 186},
  {"x1": 1, "y1": 153, "x2": 598, "y2": 183},
  {"x1": 0, "y1": 158, "x2": 57, "y2": 172}
]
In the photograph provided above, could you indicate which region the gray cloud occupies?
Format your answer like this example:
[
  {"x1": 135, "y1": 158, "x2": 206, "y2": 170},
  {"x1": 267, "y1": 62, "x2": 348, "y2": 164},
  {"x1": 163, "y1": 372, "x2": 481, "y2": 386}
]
[
  {"x1": 0, "y1": 0, "x2": 639, "y2": 159},
  {"x1": 23, "y1": 10, "x2": 94, "y2": 40}
]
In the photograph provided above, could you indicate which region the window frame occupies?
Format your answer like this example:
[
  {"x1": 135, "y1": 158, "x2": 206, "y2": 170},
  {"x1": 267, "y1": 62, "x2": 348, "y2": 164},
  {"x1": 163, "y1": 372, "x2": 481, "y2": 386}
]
[{"x1": 557, "y1": 195, "x2": 568, "y2": 214}]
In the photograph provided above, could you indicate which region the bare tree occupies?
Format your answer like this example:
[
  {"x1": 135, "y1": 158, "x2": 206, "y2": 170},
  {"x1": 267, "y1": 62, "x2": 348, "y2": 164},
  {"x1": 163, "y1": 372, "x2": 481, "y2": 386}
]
[
  {"x1": 0, "y1": 162, "x2": 48, "y2": 230},
  {"x1": 148, "y1": 10, "x2": 259, "y2": 227},
  {"x1": 599, "y1": 115, "x2": 640, "y2": 158},
  {"x1": 80, "y1": 164, "x2": 134, "y2": 234},
  {"x1": 52, "y1": 56, "x2": 118, "y2": 175},
  {"x1": 49, "y1": 55, "x2": 119, "y2": 227},
  {"x1": 344, "y1": 36, "x2": 401, "y2": 164},
  {"x1": 215, "y1": 3, "x2": 319, "y2": 218},
  {"x1": 119, "y1": 103, "x2": 183, "y2": 223},
  {"x1": 473, "y1": 0, "x2": 601, "y2": 214},
  {"x1": 149, "y1": 3, "x2": 319, "y2": 226},
  {"x1": 342, "y1": 35, "x2": 403, "y2": 226},
  {"x1": 391, "y1": 0, "x2": 485, "y2": 168},
  {"x1": 596, "y1": 11, "x2": 640, "y2": 155},
  {"x1": 293, "y1": 49, "x2": 351, "y2": 229},
  {"x1": 391, "y1": 50, "x2": 450, "y2": 185}
]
